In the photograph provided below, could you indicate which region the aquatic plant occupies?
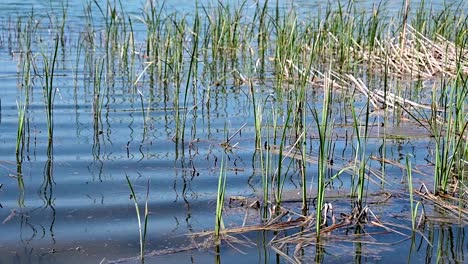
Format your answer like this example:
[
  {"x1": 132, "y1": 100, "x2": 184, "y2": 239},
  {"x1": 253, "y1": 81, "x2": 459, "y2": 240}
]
[
  {"x1": 126, "y1": 175, "x2": 150, "y2": 263},
  {"x1": 15, "y1": 100, "x2": 26, "y2": 160},
  {"x1": 15, "y1": 97, "x2": 27, "y2": 208},
  {"x1": 2, "y1": 0, "x2": 468, "y2": 262},
  {"x1": 215, "y1": 154, "x2": 227, "y2": 241},
  {"x1": 350, "y1": 97, "x2": 370, "y2": 208},
  {"x1": 311, "y1": 70, "x2": 333, "y2": 238},
  {"x1": 273, "y1": 108, "x2": 293, "y2": 208},
  {"x1": 430, "y1": 75, "x2": 468, "y2": 194},
  {"x1": 179, "y1": 6, "x2": 201, "y2": 146},
  {"x1": 15, "y1": 16, "x2": 35, "y2": 161},
  {"x1": 406, "y1": 154, "x2": 424, "y2": 231},
  {"x1": 41, "y1": 36, "x2": 59, "y2": 142}
]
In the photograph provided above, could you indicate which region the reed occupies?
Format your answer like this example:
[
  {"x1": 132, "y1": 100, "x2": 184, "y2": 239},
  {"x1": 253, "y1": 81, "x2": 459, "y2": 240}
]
[
  {"x1": 41, "y1": 35, "x2": 59, "y2": 142},
  {"x1": 400, "y1": 0, "x2": 410, "y2": 50},
  {"x1": 92, "y1": 57, "x2": 105, "y2": 158},
  {"x1": 15, "y1": 98, "x2": 26, "y2": 208},
  {"x1": 15, "y1": 100, "x2": 26, "y2": 160},
  {"x1": 215, "y1": 154, "x2": 227, "y2": 241},
  {"x1": 274, "y1": 8, "x2": 298, "y2": 82},
  {"x1": 405, "y1": 154, "x2": 425, "y2": 231},
  {"x1": 431, "y1": 77, "x2": 468, "y2": 194},
  {"x1": 4, "y1": 1, "x2": 468, "y2": 261},
  {"x1": 180, "y1": 5, "x2": 200, "y2": 145},
  {"x1": 253, "y1": 92, "x2": 269, "y2": 216},
  {"x1": 141, "y1": 0, "x2": 164, "y2": 86},
  {"x1": 273, "y1": 108, "x2": 292, "y2": 207},
  {"x1": 165, "y1": 14, "x2": 188, "y2": 147},
  {"x1": 13, "y1": 14, "x2": 34, "y2": 161},
  {"x1": 253, "y1": 0, "x2": 270, "y2": 79},
  {"x1": 406, "y1": 155, "x2": 415, "y2": 228},
  {"x1": 126, "y1": 175, "x2": 150, "y2": 263},
  {"x1": 311, "y1": 70, "x2": 333, "y2": 238},
  {"x1": 43, "y1": 5, "x2": 68, "y2": 142},
  {"x1": 350, "y1": 97, "x2": 370, "y2": 207}
]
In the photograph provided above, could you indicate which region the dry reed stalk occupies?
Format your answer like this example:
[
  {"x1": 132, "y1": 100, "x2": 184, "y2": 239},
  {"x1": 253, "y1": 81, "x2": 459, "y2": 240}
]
[
  {"x1": 270, "y1": 216, "x2": 410, "y2": 258},
  {"x1": 268, "y1": 144, "x2": 386, "y2": 186},
  {"x1": 415, "y1": 184, "x2": 468, "y2": 223},
  {"x1": 285, "y1": 60, "x2": 346, "y2": 90},
  {"x1": 370, "y1": 156, "x2": 429, "y2": 176},
  {"x1": 356, "y1": 26, "x2": 467, "y2": 78},
  {"x1": 346, "y1": 73, "x2": 444, "y2": 112},
  {"x1": 191, "y1": 214, "x2": 314, "y2": 239}
]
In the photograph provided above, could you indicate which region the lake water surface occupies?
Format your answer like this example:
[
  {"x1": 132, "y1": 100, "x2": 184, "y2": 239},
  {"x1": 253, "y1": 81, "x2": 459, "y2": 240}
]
[{"x1": 0, "y1": 0, "x2": 466, "y2": 263}]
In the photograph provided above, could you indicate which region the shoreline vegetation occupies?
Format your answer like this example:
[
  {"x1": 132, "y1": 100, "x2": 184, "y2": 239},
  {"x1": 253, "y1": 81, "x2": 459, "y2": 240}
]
[{"x1": 5, "y1": 0, "x2": 467, "y2": 262}]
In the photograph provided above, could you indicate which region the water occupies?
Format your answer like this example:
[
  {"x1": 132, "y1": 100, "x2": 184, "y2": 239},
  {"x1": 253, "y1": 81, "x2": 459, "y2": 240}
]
[{"x1": 0, "y1": 0, "x2": 466, "y2": 263}]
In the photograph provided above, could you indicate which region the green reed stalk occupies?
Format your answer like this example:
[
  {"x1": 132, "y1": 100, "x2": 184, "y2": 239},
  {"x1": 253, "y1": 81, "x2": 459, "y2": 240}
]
[
  {"x1": 300, "y1": 106, "x2": 308, "y2": 214},
  {"x1": 250, "y1": 80, "x2": 261, "y2": 149},
  {"x1": 367, "y1": 2, "x2": 384, "y2": 55},
  {"x1": 58, "y1": 1, "x2": 68, "y2": 49},
  {"x1": 260, "y1": 109, "x2": 270, "y2": 215},
  {"x1": 291, "y1": 83, "x2": 309, "y2": 212},
  {"x1": 42, "y1": 36, "x2": 59, "y2": 141},
  {"x1": 400, "y1": 0, "x2": 410, "y2": 49},
  {"x1": 250, "y1": 81, "x2": 272, "y2": 216},
  {"x1": 454, "y1": 52, "x2": 468, "y2": 190},
  {"x1": 264, "y1": 104, "x2": 274, "y2": 206},
  {"x1": 142, "y1": 0, "x2": 163, "y2": 86},
  {"x1": 14, "y1": 14, "x2": 36, "y2": 208},
  {"x1": 126, "y1": 175, "x2": 150, "y2": 263},
  {"x1": 169, "y1": 16, "x2": 187, "y2": 147},
  {"x1": 274, "y1": 109, "x2": 292, "y2": 206},
  {"x1": 14, "y1": 104, "x2": 26, "y2": 207},
  {"x1": 215, "y1": 154, "x2": 227, "y2": 242},
  {"x1": 351, "y1": 98, "x2": 370, "y2": 206},
  {"x1": 256, "y1": 0, "x2": 269, "y2": 79},
  {"x1": 15, "y1": 100, "x2": 26, "y2": 160},
  {"x1": 274, "y1": 9, "x2": 297, "y2": 82},
  {"x1": 121, "y1": 16, "x2": 136, "y2": 76},
  {"x1": 311, "y1": 73, "x2": 332, "y2": 238},
  {"x1": 92, "y1": 57, "x2": 105, "y2": 155},
  {"x1": 406, "y1": 155, "x2": 415, "y2": 229},
  {"x1": 93, "y1": 57, "x2": 105, "y2": 111},
  {"x1": 431, "y1": 88, "x2": 444, "y2": 193},
  {"x1": 16, "y1": 18, "x2": 34, "y2": 160},
  {"x1": 431, "y1": 76, "x2": 468, "y2": 193},
  {"x1": 406, "y1": 154, "x2": 423, "y2": 231},
  {"x1": 412, "y1": 0, "x2": 426, "y2": 35},
  {"x1": 180, "y1": 7, "x2": 200, "y2": 142}
]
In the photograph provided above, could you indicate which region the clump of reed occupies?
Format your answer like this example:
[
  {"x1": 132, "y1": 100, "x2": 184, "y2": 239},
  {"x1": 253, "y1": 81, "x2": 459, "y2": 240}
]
[
  {"x1": 5, "y1": 0, "x2": 468, "y2": 261},
  {"x1": 192, "y1": 0, "x2": 466, "y2": 258},
  {"x1": 310, "y1": 71, "x2": 333, "y2": 238}
]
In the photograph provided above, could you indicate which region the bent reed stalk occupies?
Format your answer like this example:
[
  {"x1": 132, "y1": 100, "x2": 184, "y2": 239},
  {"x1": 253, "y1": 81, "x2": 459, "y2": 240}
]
[{"x1": 126, "y1": 175, "x2": 150, "y2": 263}]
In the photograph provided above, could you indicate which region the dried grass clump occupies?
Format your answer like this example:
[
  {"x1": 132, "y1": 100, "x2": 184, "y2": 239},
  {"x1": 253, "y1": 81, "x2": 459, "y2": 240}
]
[{"x1": 359, "y1": 26, "x2": 467, "y2": 78}]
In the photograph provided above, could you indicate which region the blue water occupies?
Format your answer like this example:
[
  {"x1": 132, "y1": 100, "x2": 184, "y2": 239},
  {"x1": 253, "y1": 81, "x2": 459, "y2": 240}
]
[{"x1": 0, "y1": 0, "x2": 466, "y2": 263}]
